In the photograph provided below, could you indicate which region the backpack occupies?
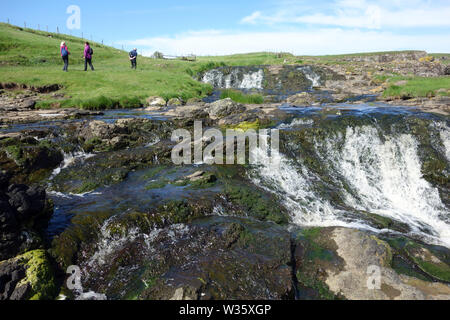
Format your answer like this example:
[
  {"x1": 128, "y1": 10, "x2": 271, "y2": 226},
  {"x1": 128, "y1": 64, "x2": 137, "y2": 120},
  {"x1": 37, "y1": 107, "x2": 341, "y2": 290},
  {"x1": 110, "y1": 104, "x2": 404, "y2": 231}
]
[
  {"x1": 61, "y1": 47, "x2": 68, "y2": 57},
  {"x1": 89, "y1": 47, "x2": 93, "y2": 55}
]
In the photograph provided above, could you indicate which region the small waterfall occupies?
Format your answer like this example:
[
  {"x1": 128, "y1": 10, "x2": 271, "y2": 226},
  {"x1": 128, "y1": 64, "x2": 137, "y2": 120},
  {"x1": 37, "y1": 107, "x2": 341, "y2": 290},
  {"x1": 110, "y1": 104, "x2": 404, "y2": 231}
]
[
  {"x1": 202, "y1": 68, "x2": 264, "y2": 90},
  {"x1": 250, "y1": 147, "x2": 369, "y2": 229},
  {"x1": 50, "y1": 151, "x2": 95, "y2": 179},
  {"x1": 297, "y1": 66, "x2": 322, "y2": 87},
  {"x1": 436, "y1": 122, "x2": 450, "y2": 162},
  {"x1": 320, "y1": 126, "x2": 449, "y2": 246},
  {"x1": 251, "y1": 121, "x2": 450, "y2": 247}
]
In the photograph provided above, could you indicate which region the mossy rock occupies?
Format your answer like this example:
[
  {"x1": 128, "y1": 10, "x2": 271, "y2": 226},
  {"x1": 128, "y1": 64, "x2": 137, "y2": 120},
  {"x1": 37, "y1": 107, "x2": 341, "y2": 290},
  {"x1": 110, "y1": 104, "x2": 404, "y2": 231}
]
[
  {"x1": 224, "y1": 184, "x2": 289, "y2": 225},
  {"x1": 360, "y1": 212, "x2": 410, "y2": 233},
  {"x1": 404, "y1": 242, "x2": 450, "y2": 282},
  {"x1": 295, "y1": 227, "x2": 345, "y2": 300},
  {"x1": 14, "y1": 250, "x2": 58, "y2": 300}
]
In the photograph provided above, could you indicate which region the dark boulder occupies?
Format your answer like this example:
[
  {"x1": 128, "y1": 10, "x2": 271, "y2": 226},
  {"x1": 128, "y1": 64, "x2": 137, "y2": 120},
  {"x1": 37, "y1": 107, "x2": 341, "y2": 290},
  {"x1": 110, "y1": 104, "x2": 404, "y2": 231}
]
[
  {"x1": 0, "y1": 183, "x2": 52, "y2": 261},
  {"x1": 444, "y1": 65, "x2": 450, "y2": 76}
]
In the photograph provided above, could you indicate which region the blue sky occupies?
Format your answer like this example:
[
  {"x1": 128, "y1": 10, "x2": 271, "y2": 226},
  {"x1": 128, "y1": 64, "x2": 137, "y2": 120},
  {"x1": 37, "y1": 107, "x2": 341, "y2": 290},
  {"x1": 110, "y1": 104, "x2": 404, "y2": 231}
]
[{"x1": 3, "y1": 0, "x2": 450, "y2": 56}]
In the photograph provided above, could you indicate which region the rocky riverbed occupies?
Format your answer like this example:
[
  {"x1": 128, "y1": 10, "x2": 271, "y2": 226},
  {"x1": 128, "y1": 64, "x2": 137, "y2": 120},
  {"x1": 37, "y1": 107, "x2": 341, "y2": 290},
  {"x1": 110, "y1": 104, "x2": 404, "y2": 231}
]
[{"x1": 0, "y1": 52, "x2": 449, "y2": 300}]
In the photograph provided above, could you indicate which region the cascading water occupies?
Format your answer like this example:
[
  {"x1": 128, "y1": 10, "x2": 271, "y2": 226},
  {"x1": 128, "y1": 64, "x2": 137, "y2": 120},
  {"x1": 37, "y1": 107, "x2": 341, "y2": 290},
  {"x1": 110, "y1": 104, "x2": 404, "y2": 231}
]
[
  {"x1": 297, "y1": 66, "x2": 322, "y2": 87},
  {"x1": 250, "y1": 112, "x2": 450, "y2": 248},
  {"x1": 201, "y1": 68, "x2": 264, "y2": 90},
  {"x1": 200, "y1": 65, "x2": 323, "y2": 91}
]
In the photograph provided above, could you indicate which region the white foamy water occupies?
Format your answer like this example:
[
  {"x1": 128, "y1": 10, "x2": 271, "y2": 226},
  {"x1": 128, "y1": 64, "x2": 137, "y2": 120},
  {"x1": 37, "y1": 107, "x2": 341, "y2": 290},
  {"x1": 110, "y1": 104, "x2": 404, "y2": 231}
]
[
  {"x1": 437, "y1": 123, "x2": 450, "y2": 162},
  {"x1": 202, "y1": 68, "x2": 264, "y2": 90},
  {"x1": 250, "y1": 147, "x2": 372, "y2": 230},
  {"x1": 320, "y1": 126, "x2": 449, "y2": 247},
  {"x1": 277, "y1": 118, "x2": 315, "y2": 129},
  {"x1": 298, "y1": 66, "x2": 322, "y2": 87},
  {"x1": 50, "y1": 151, "x2": 95, "y2": 179},
  {"x1": 252, "y1": 125, "x2": 450, "y2": 247}
]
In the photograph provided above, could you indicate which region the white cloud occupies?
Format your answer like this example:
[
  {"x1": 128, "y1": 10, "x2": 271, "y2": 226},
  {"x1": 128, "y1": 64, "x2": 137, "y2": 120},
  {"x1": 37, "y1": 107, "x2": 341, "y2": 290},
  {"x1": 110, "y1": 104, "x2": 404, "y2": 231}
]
[
  {"x1": 241, "y1": 0, "x2": 450, "y2": 29},
  {"x1": 125, "y1": 28, "x2": 450, "y2": 56}
]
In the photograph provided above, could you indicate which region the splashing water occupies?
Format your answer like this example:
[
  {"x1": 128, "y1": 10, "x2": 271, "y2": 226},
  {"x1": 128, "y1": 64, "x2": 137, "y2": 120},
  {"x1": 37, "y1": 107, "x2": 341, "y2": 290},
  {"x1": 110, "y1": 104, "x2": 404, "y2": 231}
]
[
  {"x1": 251, "y1": 122, "x2": 450, "y2": 247},
  {"x1": 297, "y1": 66, "x2": 322, "y2": 87},
  {"x1": 50, "y1": 151, "x2": 95, "y2": 179},
  {"x1": 202, "y1": 68, "x2": 264, "y2": 90}
]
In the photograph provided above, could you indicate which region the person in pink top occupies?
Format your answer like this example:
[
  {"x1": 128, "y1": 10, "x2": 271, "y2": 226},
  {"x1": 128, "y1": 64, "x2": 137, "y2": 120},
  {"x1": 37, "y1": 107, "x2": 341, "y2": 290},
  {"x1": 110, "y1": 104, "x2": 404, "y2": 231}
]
[
  {"x1": 60, "y1": 41, "x2": 70, "y2": 72},
  {"x1": 83, "y1": 42, "x2": 95, "y2": 71}
]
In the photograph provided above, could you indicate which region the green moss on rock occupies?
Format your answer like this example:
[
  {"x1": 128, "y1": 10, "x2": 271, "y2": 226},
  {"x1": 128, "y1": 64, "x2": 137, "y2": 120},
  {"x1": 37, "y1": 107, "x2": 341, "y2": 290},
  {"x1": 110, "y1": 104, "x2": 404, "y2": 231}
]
[{"x1": 17, "y1": 250, "x2": 58, "y2": 300}]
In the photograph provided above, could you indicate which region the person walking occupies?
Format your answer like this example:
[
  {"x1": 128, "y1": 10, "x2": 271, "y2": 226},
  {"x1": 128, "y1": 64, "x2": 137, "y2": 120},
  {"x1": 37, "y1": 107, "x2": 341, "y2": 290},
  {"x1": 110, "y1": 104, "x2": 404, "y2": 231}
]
[
  {"x1": 129, "y1": 48, "x2": 138, "y2": 69},
  {"x1": 83, "y1": 42, "x2": 95, "y2": 71},
  {"x1": 60, "y1": 42, "x2": 70, "y2": 72}
]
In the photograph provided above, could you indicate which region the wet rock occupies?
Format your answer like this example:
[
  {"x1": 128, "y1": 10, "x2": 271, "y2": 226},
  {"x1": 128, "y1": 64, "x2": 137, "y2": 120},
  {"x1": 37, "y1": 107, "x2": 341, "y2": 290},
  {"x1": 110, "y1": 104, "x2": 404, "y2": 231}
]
[
  {"x1": 206, "y1": 98, "x2": 246, "y2": 120},
  {"x1": 286, "y1": 92, "x2": 317, "y2": 106},
  {"x1": 21, "y1": 100, "x2": 36, "y2": 110},
  {"x1": 0, "y1": 183, "x2": 52, "y2": 261},
  {"x1": 185, "y1": 97, "x2": 205, "y2": 106},
  {"x1": 0, "y1": 250, "x2": 58, "y2": 300},
  {"x1": 0, "y1": 137, "x2": 64, "y2": 182},
  {"x1": 75, "y1": 215, "x2": 295, "y2": 300},
  {"x1": 167, "y1": 98, "x2": 183, "y2": 106},
  {"x1": 77, "y1": 118, "x2": 171, "y2": 153},
  {"x1": 175, "y1": 171, "x2": 217, "y2": 187},
  {"x1": 296, "y1": 227, "x2": 450, "y2": 300},
  {"x1": 404, "y1": 243, "x2": 450, "y2": 282},
  {"x1": 146, "y1": 96, "x2": 166, "y2": 108}
]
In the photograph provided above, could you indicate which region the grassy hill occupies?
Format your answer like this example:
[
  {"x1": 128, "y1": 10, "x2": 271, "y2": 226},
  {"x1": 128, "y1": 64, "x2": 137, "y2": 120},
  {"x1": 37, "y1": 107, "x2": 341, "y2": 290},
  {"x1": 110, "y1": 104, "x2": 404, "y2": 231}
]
[
  {"x1": 0, "y1": 23, "x2": 217, "y2": 108},
  {"x1": 0, "y1": 23, "x2": 448, "y2": 109}
]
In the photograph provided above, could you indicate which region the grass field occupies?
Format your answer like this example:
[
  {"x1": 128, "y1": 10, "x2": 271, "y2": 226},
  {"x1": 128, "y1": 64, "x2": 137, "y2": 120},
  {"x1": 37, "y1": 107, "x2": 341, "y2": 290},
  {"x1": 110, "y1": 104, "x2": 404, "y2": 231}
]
[
  {"x1": 219, "y1": 89, "x2": 264, "y2": 104},
  {"x1": 0, "y1": 23, "x2": 216, "y2": 108},
  {"x1": 383, "y1": 76, "x2": 450, "y2": 98},
  {"x1": 0, "y1": 23, "x2": 448, "y2": 108}
]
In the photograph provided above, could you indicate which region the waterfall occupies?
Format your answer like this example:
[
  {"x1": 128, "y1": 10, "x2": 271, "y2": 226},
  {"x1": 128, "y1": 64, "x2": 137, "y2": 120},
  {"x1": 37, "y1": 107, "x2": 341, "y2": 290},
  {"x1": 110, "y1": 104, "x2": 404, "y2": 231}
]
[
  {"x1": 297, "y1": 66, "x2": 322, "y2": 87},
  {"x1": 251, "y1": 122, "x2": 450, "y2": 248},
  {"x1": 201, "y1": 68, "x2": 264, "y2": 90},
  {"x1": 50, "y1": 151, "x2": 95, "y2": 179}
]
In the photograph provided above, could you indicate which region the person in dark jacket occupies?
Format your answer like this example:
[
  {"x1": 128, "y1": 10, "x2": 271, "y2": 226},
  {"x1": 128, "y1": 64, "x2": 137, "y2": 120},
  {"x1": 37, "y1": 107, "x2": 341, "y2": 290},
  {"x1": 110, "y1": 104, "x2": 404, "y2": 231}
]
[
  {"x1": 129, "y1": 48, "x2": 138, "y2": 69},
  {"x1": 60, "y1": 41, "x2": 70, "y2": 72},
  {"x1": 83, "y1": 42, "x2": 95, "y2": 71}
]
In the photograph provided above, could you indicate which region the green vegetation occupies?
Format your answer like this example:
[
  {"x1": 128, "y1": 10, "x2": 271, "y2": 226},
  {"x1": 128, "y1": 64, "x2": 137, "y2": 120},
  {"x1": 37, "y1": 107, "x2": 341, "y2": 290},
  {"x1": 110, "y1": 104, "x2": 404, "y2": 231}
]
[
  {"x1": 197, "y1": 52, "x2": 298, "y2": 66},
  {"x1": 0, "y1": 23, "x2": 212, "y2": 108},
  {"x1": 225, "y1": 184, "x2": 289, "y2": 225},
  {"x1": 299, "y1": 50, "x2": 426, "y2": 65},
  {"x1": 2, "y1": 23, "x2": 448, "y2": 110},
  {"x1": 19, "y1": 250, "x2": 58, "y2": 300},
  {"x1": 220, "y1": 89, "x2": 264, "y2": 104},
  {"x1": 383, "y1": 76, "x2": 450, "y2": 98},
  {"x1": 73, "y1": 181, "x2": 100, "y2": 194}
]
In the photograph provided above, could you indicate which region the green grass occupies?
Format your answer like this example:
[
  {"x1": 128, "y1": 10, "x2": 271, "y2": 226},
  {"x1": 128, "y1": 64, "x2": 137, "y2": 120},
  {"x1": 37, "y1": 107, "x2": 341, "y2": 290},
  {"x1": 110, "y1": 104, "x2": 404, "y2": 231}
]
[
  {"x1": 383, "y1": 76, "x2": 450, "y2": 98},
  {"x1": 220, "y1": 89, "x2": 264, "y2": 104},
  {"x1": 0, "y1": 24, "x2": 298, "y2": 109},
  {"x1": 1, "y1": 23, "x2": 448, "y2": 109},
  {"x1": 0, "y1": 23, "x2": 213, "y2": 108}
]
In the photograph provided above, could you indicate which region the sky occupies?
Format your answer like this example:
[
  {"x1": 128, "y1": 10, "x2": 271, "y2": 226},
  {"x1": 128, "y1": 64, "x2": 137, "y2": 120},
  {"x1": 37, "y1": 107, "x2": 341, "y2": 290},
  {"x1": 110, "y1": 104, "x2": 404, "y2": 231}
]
[{"x1": 2, "y1": 0, "x2": 450, "y2": 56}]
